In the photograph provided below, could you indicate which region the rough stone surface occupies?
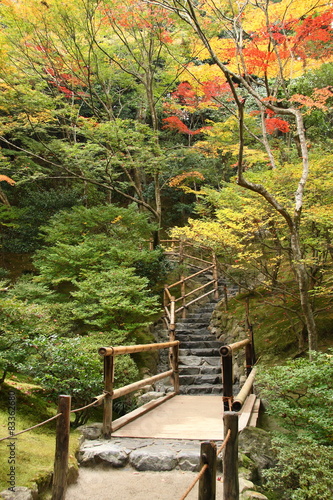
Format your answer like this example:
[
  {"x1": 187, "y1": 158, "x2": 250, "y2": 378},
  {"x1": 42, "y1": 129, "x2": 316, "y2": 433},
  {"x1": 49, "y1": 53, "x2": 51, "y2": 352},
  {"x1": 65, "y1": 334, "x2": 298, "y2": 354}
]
[
  {"x1": 177, "y1": 449, "x2": 201, "y2": 472},
  {"x1": 241, "y1": 491, "x2": 269, "y2": 500},
  {"x1": 137, "y1": 391, "x2": 165, "y2": 406},
  {"x1": 238, "y1": 427, "x2": 275, "y2": 480},
  {"x1": 239, "y1": 477, "x2": 255, "y2": 493},
  {"x1": 129, "y1": 446, "x2": 177, "y2": 471},
  {"x1": 0, "y1": 487, "x2": 37, "y2": 500},
  {"x1": 78, "y1": 423, "x2": 103, "y2": 440},
  {"x1": 79, "y1": 442, "x2": 129, "y2": 468},
  {"x1": 77, "y1": 437, "x2": 224, "y2": 473}
]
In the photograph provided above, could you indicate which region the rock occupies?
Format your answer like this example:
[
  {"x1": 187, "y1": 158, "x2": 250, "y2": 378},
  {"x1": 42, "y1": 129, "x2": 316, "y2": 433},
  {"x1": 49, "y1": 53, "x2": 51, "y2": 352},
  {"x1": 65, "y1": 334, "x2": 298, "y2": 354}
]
[
  {"x1": 129, "y1": 446, "x2": 177, "y2": 471},
  {"x1": 79, "y1": 443, "x2": 129, "y2": 467},
  {"x1": 137, "y1": 391, "x2": 165, "y2": 405},
  {"x1": 241, "y1": 491, "x2": 268, "y2": 499},
  {"x1": 239, "y1": 477, "x2": 255, "y2": 493},
  {"x1": 77, "y1": 423, "x2": 103, "y2": 440},
  {"x1": 238, "y1": 427, "x2": 275, "y2": 480},
  {"x1": 0, "y1": 487, "x2": 37, "y2": 500},
  {"x1": 178, "y1": 449, "x2": 201, "y2": 472}
]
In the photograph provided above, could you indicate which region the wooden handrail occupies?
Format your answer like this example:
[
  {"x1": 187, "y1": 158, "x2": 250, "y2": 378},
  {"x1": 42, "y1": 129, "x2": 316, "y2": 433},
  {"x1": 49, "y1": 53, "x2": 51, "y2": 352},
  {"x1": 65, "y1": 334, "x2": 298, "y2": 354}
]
[
  {"x1": 113, "y1": 370, "x2": 173, "y2": 399},
  {"x1": 98, "y1": 341, "x2": 179, "y2": 357},
  {"x1": 166, "y1": 265, "x2": 214, "y2": 290},
  {"x1": 175, "y1": 289, "x2": 216, "y2": 313},
  {"x1": 220, "y1": 339, "x2": 250, "y2": 357},
  {"x1": 232, "y1": 367, "x2": 257, "y2": 412},
  {"x1": 101, "y1": 340, "x2": 180, "y2": 438},
  {"x1": 182, "y1": 253, "x2": 212, "y2": 265}
]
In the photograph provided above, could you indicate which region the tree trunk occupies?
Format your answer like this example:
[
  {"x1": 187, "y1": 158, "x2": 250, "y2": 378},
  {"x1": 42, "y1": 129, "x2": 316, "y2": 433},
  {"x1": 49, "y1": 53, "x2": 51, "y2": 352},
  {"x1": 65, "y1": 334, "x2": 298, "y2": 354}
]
[{"x1": 290, "y1": 229, "x2": 318, "y2": 353}]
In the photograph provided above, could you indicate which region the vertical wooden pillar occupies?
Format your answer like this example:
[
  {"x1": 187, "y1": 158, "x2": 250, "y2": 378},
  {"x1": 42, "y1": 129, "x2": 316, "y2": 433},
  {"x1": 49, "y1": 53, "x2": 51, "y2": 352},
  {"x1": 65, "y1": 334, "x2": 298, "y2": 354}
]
[
  {"x1": 52, "y1": 395, "x2": 71, "y2": 500},
  {"x1": 102, "y1": 355, "x2": 114, "y2": 439},
  {"x1": 169, "y1": 296, "x2": 180, "y2": 393},
  {"x1": 213, "y1": 252, "x2": 219, "y2": 300},
  {"x1": 223, "y1": 284, "x2": 228, "y2": 312},
  {"x1": 221, "y1": 350, "x2": 233, "y2": 411},
  {"x1": 179, "y1": 240, "x2": 187, "y2": 319},
  {"x1": 223, "y1": 412, "x2": 239, "y2": 500},
  {"x1": 199, "y1": 441, "x2": 216, "y2": 500},
  {"x1": 245, "y1": 343, "x2": 253, "y2": 378}
]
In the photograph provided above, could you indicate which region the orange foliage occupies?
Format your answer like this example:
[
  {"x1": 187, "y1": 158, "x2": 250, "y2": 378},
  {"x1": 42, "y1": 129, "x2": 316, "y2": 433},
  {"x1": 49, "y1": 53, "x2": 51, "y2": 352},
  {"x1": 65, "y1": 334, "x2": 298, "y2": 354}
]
[
  {"x1": 168, "y1": 171, "x2": 205, "y2": 188},
  {"x1": 0, "y1": 175, "x2": 16, "y2": 186}
]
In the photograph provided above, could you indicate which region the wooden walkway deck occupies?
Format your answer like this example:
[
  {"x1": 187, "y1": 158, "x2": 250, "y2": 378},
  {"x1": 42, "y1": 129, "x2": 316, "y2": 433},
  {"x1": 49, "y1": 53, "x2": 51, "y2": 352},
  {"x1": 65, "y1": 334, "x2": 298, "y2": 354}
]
[{"x1": 112, "y1": 394, "x2": 260, "y2": 441}]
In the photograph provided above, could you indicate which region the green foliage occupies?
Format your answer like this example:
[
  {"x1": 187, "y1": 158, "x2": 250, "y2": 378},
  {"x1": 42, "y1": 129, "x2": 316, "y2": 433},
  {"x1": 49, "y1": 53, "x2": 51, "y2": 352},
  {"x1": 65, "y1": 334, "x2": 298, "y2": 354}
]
[
  {"x1": 70, "y1": 268, "x2": 159, "y2": 335},
  {"x1": 263, "y1": 436, "x2": 333, "y2": 499},
  {"x1": 34, "y1": 204, "x2": 164, "y2": 290},
  {"x1": 258, "y1": 352, "x2": 333, "y2": 498},
  {"x1": 28, "y1": 333, "x2": 139, "y2": 426},
  {"x1": 258, "y1": 351, "x2": 333, "y2": 444},
  {"x1": 1, "y1": 187, "x2": 83, "y2": 253}
]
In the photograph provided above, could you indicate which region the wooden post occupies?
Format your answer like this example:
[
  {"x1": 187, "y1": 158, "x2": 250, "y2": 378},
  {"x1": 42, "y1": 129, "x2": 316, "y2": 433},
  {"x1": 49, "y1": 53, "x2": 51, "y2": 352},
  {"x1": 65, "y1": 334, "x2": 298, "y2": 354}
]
[
  {"x1": 102, "y1": 355, "x2": 114, "y2": 439},
  {"x1": 221, "y1": 350, "x2": 233, "y2": 411},
  {"x1": 224, "y1": 284, "x2": 228, "y2": 312},
  {"x1": 179, "y1": 240, "x2": 187, "y2": 319},
  {"x1": 199, "y1": 441, "x2": 216, "y2": 500},
  {"x1": 213, "y1": 252, "x2": 219, "y2": 300},
  {"x1": 170, "y1": 341, "x2": 180, "y2": 394},
  {"x1": 223, "y1": 412, "x2": 239, "y2": 500},
  {"x1": 168, "y1": 296, "x2": 179, "y2": 393},
  {"x1": 245, "y1": 342, "x2": 253, "y2": 377},
  {"x1": 52, "y1": 395, "x2": 71, "y2": 500}
]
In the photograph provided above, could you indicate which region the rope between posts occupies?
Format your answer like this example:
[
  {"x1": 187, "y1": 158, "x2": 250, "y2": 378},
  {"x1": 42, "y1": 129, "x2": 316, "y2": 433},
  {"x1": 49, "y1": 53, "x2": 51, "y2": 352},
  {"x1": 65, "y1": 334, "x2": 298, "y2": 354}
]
[
  {"x1": 217, "y1": 428, "x2": 231, "y2": 455},
  {"x1": 178, "y1": 428, "x2": 232, "y2": 500},
  {"x1": 70, "y1": 393, "x2": 107, "y2": 413},
  {"x1": 0, "y1": 392, "x2": 107, "y2": 442},
  {"x1": 0, "y1": 413, "x2": 62, "y2": 442},
  {"x1": 179, "y1": 464, "x2": 209, "y2": 500}
]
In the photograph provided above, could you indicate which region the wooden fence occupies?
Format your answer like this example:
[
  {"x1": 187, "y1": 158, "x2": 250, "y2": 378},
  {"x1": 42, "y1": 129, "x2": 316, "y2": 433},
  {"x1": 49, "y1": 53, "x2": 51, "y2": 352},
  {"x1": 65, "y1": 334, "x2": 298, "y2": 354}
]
[
  {"x1": 161, "y1": 239, "x2": 219, "y2": 339},
  {"x1": 98, "y1": 340, "x2": 180, "y2": 438}
]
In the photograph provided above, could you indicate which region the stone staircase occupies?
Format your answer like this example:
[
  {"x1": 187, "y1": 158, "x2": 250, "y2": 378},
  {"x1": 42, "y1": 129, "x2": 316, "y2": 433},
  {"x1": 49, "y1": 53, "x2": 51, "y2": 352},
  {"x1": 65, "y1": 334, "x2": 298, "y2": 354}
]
[{"x1": 176, "y1": 301, "x2": 223, "y2": 395}]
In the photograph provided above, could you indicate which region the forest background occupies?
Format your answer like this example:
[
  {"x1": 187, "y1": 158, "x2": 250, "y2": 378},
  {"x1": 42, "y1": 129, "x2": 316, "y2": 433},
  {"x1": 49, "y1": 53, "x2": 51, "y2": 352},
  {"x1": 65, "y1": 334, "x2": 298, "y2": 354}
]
[{"x1": 0, "y1": 0, "x2": 333, "y2": 498}]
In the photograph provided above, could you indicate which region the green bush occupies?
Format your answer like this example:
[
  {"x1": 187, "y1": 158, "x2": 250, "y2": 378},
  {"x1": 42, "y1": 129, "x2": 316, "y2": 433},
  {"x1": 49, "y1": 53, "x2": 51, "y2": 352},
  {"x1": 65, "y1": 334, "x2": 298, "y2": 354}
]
[{"x1": 258, "y1": 351, "x2": 333, "y2": 499}]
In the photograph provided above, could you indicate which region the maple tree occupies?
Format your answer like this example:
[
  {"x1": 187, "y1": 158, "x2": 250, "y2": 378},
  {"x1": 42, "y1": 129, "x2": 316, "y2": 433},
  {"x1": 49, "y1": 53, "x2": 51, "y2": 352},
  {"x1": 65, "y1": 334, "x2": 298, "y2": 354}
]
[
  {"x1": 0, "y1": 0, "x2": 193, "y2": 235},
  {"x1": 155, "y1": 0, "x2": 333, "y2": 353}
]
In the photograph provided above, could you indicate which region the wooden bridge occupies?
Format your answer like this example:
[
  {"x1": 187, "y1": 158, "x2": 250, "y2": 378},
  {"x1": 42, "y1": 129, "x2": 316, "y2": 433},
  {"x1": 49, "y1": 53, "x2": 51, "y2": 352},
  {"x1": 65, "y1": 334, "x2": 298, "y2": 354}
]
[
  {"x1": 111, "y1": 393, "x2": 260, "y2": 441},
  {"x1": 99, "y1": 240, "x2": 259, "y2": 441}
]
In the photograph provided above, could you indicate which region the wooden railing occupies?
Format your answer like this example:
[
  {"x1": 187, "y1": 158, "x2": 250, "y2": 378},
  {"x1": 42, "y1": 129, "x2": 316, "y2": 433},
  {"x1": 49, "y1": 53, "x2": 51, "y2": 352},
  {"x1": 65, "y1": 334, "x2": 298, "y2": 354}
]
[
  {"x1": 98, "y1": 341, "x2": 180, "y2": 438},
  {"x1": 161, "y1": 239, "x2": 219, "y2": 336},
  {"x1": 220, "y1": 337, "x2": 256, "y2": 412}
]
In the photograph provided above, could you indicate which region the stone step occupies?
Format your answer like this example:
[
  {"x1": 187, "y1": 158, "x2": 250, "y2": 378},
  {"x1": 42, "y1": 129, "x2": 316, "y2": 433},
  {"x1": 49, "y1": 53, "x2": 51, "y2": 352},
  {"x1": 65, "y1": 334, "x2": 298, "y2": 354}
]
[
  {"x1": 176, "y1": 323, "x2": 210, "y2": 330},
  {"x1": 179, "y1": 340, "x2": 222, "y2": 350},
  {"x1": 180, "y1": 312, "x2": 212, "y2": 321},
  {"x1": 179, "y1": 348, "x2": 221, "y2": 357},
  {"x1": 178, "y1": 365, "x2": 221, "y2": 376},
  {"x1": 176, "y1": 328, "x2": 212, "y2": 337},
  {"x1": 179, "y1": 356, "x2": 221, "y2": 367},
  {"x1": 179, "y1": 384, "x2": 223, "y2": 395},
  {"x1": 179, "y1": 374, "x2": 222, "y2": 385},
  {"x1": 176, "y1": 333, "x2": 217, "y2": 342}
]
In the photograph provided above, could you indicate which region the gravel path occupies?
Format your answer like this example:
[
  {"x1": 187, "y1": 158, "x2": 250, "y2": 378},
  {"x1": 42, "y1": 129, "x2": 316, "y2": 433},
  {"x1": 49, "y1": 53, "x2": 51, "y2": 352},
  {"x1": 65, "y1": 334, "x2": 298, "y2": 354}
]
[{"x1": 66, "y1": 468, "x2": 224, "y2": 500}]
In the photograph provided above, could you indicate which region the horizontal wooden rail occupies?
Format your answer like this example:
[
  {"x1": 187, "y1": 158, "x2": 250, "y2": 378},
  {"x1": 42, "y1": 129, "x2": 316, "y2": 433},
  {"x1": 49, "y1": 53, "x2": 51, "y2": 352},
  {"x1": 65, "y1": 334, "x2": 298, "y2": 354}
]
[
  {"x1": 113, "y1": 370, "x2": 173, "y2": 399},
  {"x1": 164, "y1": 287, "x2": 173, "y2": 301},
  {"x1": 175, "y1": 288, "x2": 215, "y2": 313},
  {"x1": 182, "y1": 253, "x2": 212, "y2": 265},
  {"x1": 220, "y1": 339, "x2": 250, "y2": 357},
  {"x1": 166, "y1": 265, "x2": 214, "y2": 291},
  {"x1": 98, "y1": 341, "x2": 179, "y2": 357},
  {"x1": 232, "y1": 367, "x2": 257, "y2": 412}
]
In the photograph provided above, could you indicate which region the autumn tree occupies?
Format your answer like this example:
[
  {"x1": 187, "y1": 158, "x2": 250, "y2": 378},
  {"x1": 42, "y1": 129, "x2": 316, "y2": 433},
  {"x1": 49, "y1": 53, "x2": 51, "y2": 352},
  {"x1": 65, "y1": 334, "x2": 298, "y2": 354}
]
[
  {"x1": 153, "y1": 0, "x2": 333, "y2": 353},
  {"x1": 0, "y1": 0, "x2": 194, "y2": 235}
]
